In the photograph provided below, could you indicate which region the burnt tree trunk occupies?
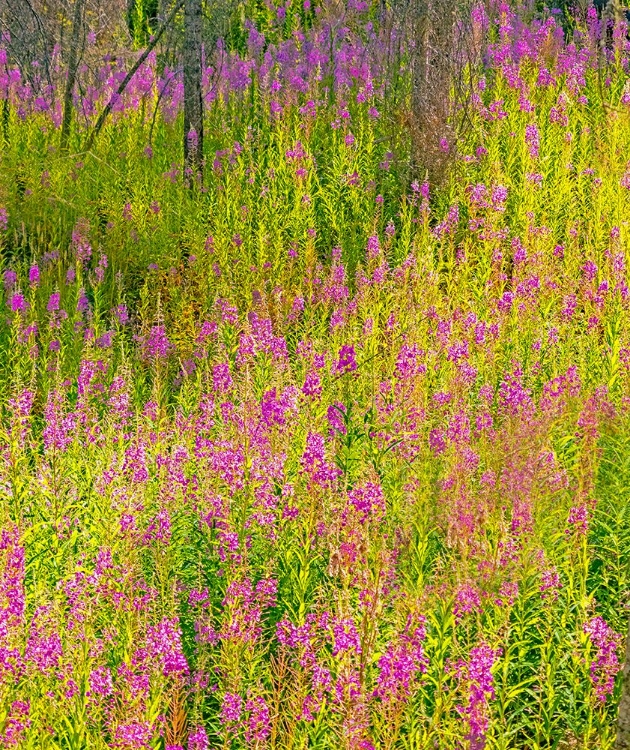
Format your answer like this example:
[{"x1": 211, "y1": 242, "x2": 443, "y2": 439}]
[
  {"x1": 617, "y1": 624, "x2": 630, "y2": 748},
  {"x1": 59, "y1": 0, "x2": 86, "y2": 153},
  {"x1": 183, "y1": 0, "x2": 204, "y2": 184},
  {"x1": 2, "y1": 99, "x2": 9, "y2": 146},
  {"x1": 127, "y1": 0, "x2": 137, "y2": 42}
]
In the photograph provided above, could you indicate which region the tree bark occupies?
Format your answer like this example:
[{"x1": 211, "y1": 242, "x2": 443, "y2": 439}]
[
  {"x1": 616, "y1": 623, "x2": 630, "y2": 748},
  {"x1": 1, "y1": 99, "x2": 9, "y2": 146},
  {"x1": 59, "y1": 0, "x2": 86, "y2": 153},
  {"x1": 127, "y1": 0, "x2": 137, "y2": 43},
  {"x1": 183, "y1": 0, "x2": 204, "y2": 184}
]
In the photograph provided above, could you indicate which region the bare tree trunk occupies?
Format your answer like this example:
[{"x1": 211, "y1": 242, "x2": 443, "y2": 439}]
[
  {"x1": 183, "y1": 0, "x2": 204, "y2": 184},
  {"x1": 616, "y1": 624, "x2": 630, "y2": 748},
  {"x1": 127, "y1": 0, "x2": 137, "y2": 42},
  {"x1": 410, "y1": 1, "x2": 429, "y2": 174},
  {"x1": 59, "y1": 0, "x2": 86, "y2": 153},
  {"x1": 1, "y1": 99, "x2": 9, "y2": 146}
]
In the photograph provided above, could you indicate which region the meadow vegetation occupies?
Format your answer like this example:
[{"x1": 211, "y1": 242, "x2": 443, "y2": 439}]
[{"x1": 1, "y1": 1, "x2": 630, "y2": 747}]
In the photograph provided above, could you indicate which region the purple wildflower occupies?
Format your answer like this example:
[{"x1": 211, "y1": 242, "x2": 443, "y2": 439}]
[
  {"x1": 457, "y1": 644, "x2": 500, "y2": 750},
  {"x1": 220, "y1": 692, "x2": 243, "y2": 727},
  {"x1": 245, "y1": 695, "x2": 271, "y2": 743},
  {"x1": 374, "y1": 618, "x2": 427, "y2": 703},
  {"x1": 333, "y1": 344, "x2": 358, "y2": 375},
  {"x1": 147, "y1": 617, "x2": 189, "y2": 676},
  {"x1": 454, "y1": 584, "x2": 481, "y2": 622},
  {"x1": 188, "y1": 726, "x2": 209, "y2": 750},
  {"x1": 584, "y1": 617, "x2": 622, "y2": 702},
  {"x1": 139, "y1": 325, "x2": 172, "y2": 361}
]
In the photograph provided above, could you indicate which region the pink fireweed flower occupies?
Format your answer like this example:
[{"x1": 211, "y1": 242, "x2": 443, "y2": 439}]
[
  {"x1": 327, "y1": 402, "x2": 347, "y2": 435},
  {"x1": 71, "y1": 219, "x2": 92, "y2": 263},
  {"x1": 454, "y1": 584, "x2": 481, "y2": 622},
  {"x1": 525, "y1": 123, "x2": 540, "y2": 158},
  {"x1": 212, "y1": 362, "x2": 233, "y2": 393},
  {"x1": 329, "y1": 308, "x2": 344, "y2": 332},
  {"x1": 346, "y1": 481, "x2": 386, "y2": 523},
  {"x1": 367, "y1": 234, "x2": 380, "y2": 258},
  {"x1": 3, "y1": 269, "x2": 17, "y2": 289},
  {"x1": 373, "y1": 618, "x2": 427, "y2": 703},
  {"x1": 457, "y1": 644, "x2": 501, "y2": 750},
  {"x1": 301, "y1": 663, "x2": 333, "y2": 721},
  {"x1": 245, "y1": 695, "x2": 271, "y2": 743},
  {"x1": 77, "y1": 289, "x2": 90, "y2": 314},
  {"x1": 566, "y1": 504, "x2": 589, "y2": 536},
  {"x1": 540, "y1": 568, "x2": 561, "y2": 600},
  {"x1": 468, "y1": 183, "x2": 488, "y2": 209},
  {"x1": 562, "y1": 294, "x2": 577, "y2": 320},
  {"x1": 0, "y1": 700, "x2": 30, "y2": 746},
  {"x1": 261, "y1": 386, "x2": 298, "y2": 427},
  {"x1": 448, "y1": 339, "x2": 469, "y2": 363},
  {"x1": 88, "y1": 666, "x2": 113, "y2": 697},
  {"x1": 333, "y1": 344, "x2": 358, "y2": 375},
  {"x1": 395, "y1": 343, "x2": 426, "y2": 379},
  {"x1": 582, "y1": 260, "x2": 598, "y2": 281},
  {"x1": 221, "y1": 577, "x2": 277, "y2": 643},
  {"x1": 138, "y1": 325, "x2": 172, "y2": 361},
  {"x1": 494, "y1": 581, "x2": 518, "y2": 607},
  {"x1": 146, "y1": 617, "x2": 189, "y2": 676},
  {"x1": 114, "y1": 721, "x2": 152, "y2": 748},
  {"x1": 25, "y1": 623, "x2": 62, "y2": 674},
  {"x1": 187, "y1": 726, "x2": 209, "y2": 750},
  {"x1": 428, "y1": 428, "x2": 446, "y2": 455},
  {"x1": 302, "y1": 370, "x2": 322, "y2": 398},
  {"x1": 144, "y1": 508, "x2": 172, "y2": 543},
  {"x1": 94, "y1": 253, "x2": 108, "y2": 284},
  {"x1": 42, "y1": 389, "x2": 76, "y2": 453},
  {"x1": 220, "y1": 692, "x2": 243, "y2": 727},
  {"x1": 291, "y1": 295, "x2": 305, "y2": 315},
  {"x1": 498, "y1": 367, "x2": 533, "y2": 416},
  {"x1": 47, "y1": 292, "x2": 60, "y2": 313},
  {"x1": 583, "y1": 617, "x2": 622, "y2": 702},
  {"x1": 432, "y1": 204, "x2": 459, "y2": 237},
  {"x1": 237, "y1": 313, "x2": 288, "y2": 364},
  {"x1": 7, "y1": 388, "x2": 34, "y2": 442},
  {"x1": 276, "y1": 616, "x2": 314, "y2": 650},
  {"x1": 195, "y1": 321, "x2": 217, "y2": 355},
  {"x1": 8, "y1": 292, "x2": 26, "y2": 313},
  {"x1": 0, "y1": 527, "x2": 25, "y2": 638},
  {"x1": 301, "y1": 432, "x2": 341, "y2": 487},
  {"x1": 491, "y1": 184, "x2": 508, "y2": 210},
  {"x1": 332, "y1": 617, "x2": 362, "y2": 656}
]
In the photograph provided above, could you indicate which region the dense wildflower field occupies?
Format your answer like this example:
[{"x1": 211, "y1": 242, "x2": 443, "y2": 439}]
[{"x1": 1, "y1": 2, "x2": 630, "y2": 747}]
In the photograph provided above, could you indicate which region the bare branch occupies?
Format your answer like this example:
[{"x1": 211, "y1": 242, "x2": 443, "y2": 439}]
[{"x1": 83, "y1": 0, "x2": 185, "y2": 153}]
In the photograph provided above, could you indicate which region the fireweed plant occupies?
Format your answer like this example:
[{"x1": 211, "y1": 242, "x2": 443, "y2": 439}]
[{"x1": 1, "y1": 1, "x2": 630, "y2": 748}]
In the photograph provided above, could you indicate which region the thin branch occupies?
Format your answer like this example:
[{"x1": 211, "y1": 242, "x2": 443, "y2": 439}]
[
  {"x1": 21, "y1": 0, "x2": 53, "y2": 87},
  {"x1": 83, "y1": 0, "x2": 184, "y2": 153}
]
